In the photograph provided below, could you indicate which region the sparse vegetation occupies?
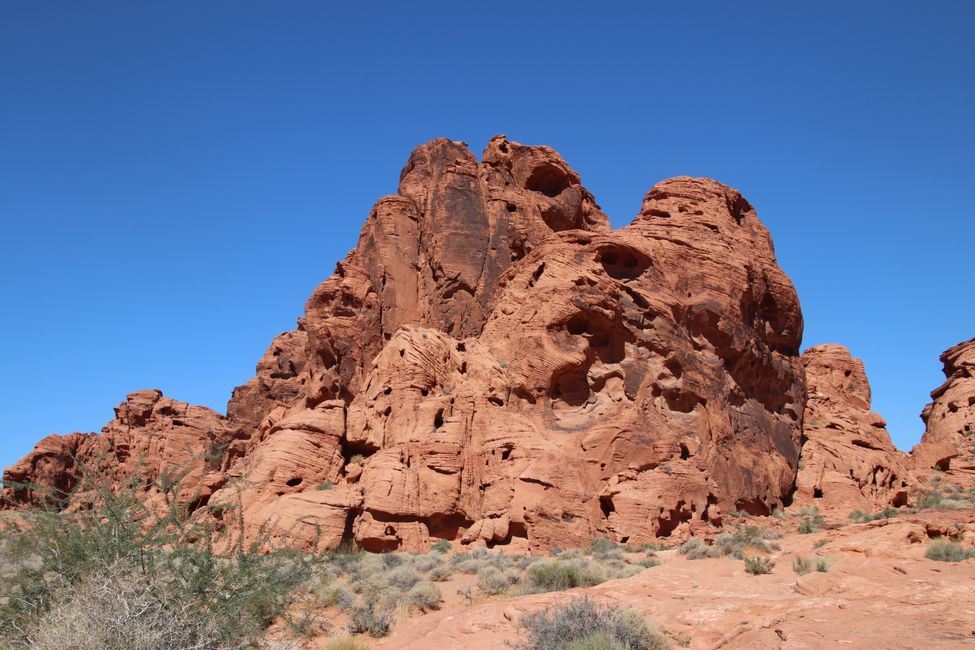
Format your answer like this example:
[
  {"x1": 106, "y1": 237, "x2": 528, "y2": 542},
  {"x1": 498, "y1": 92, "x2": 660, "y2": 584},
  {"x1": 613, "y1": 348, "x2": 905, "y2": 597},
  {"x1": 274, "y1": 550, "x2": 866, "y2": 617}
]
[
  {"x1": 848, "y1": 506, "x2": 900, "y2": 523},
  {"x1": 431, "y1": 539, "x2": 452, "y2": 553},
  {"x1": 792, "y1": 556, "x2": 829, "y2": 575},
  {"x1": 324, "y1": 635, "x2": 372, "y2": 650},
  {"x1": 925, "y1": 539, "x2": 975, "y2": 563},
  {"x1": 407, "y1": 581, "x2": 442, "y2": 611},
  {"x1": 0, "y1": 459, "x2": 308, "y2": 650},
  {"x1": 795, "y1": 506, "x2": 824, "y2": 534},
  {"x1": 743, "y1": 555, "x2": 775, "y2": 575},
  {"x1": 517, "y1": 597, "x2": 670, "y2": 650}
]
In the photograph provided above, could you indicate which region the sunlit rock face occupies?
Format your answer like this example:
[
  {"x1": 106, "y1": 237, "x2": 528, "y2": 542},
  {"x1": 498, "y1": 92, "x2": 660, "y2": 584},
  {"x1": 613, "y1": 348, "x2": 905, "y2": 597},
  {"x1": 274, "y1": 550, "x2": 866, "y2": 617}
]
[{"x1": 6, "y1": 136, "x2": 812, "y2": 551}]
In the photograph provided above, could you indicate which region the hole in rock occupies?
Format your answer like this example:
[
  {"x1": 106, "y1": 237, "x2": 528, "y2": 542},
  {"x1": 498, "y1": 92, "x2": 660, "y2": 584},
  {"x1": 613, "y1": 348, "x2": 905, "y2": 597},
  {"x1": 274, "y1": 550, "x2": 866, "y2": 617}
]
[
  {"x1": 506, "y1": 202, "x2": 517, "y2": 212},
  {"x1": 934, "y1": 457, "x2": 951, "y2": 471},
  {"x1": 595, "y1": 245, "x2": 651, "y2": 281},
  {"x1": 501, "y1": 447, "x2": 512, "y2": 461},
  {"x1": 456, "y1": 342, "x2": 466, "y2": 352},
  {"x1": 286, "y1": 477, "x2": 303, "y2": 488},
  {"x1": 620, "y1": 536, "x2": 629, "y2": 544},
  {"x1": 434, "y1": 409, "x2": 444, "y2": 429},
  {"x1": 488, "y1": 396, "x2": 504, "y2": 407},
  {"x1": 679, "y1": 444, "x2": 690, "y2": 460},
  {"x1": 384, "y1": 386, "x2": 392, "y2": 395},
  {"x1": 599, "y1": 495, "x2": 616, "y2": 518},
  {"x1": 813, "y1": 487, "x2": 823, "y2": 499},
  {"x1": 525, "y1": 162, "x2": 571, "y2": 197}
]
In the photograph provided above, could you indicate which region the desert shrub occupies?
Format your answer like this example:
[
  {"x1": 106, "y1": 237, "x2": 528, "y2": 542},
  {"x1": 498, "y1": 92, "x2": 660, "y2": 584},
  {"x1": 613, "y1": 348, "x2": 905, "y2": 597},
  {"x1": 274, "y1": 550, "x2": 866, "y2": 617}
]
[
  {"x1": 796, "y1": 507, "x2": 824, "y2": 534},
  {"x1": 324, "y1": 635, "x2": 371, "y2": 650},
  {"x1": 385, "y1": 564, "x2": 422, "y2": 590},
  {"x1": 516, "y1": 597, "x2": 669, "y2": 650},
  {"x1": 454, "y1": 558, "x2": 489, "y2": 574},
  {"x1": 849, "y1": 506, "x2": 900, "y2": 523},
  {"x1": 589, "y1": 537, "x2": 625, "y2": 560},
  {"x1": 24, "y1": 560, "x2": 220, "y2": 650},
  {"x1": 348, "y1": 454, "x2": 366, "y2": 466},
  {"x1": 639, "y1": 556, "x2": 662, "y2": 569},
  {"x1": 411, "y1": 552, "x2": 442, "y2": 573},
  {"x1": 478, "y1": 566, "x2": 509, "y2": 595},
  {"x1": 427, "y1": 564, "x2": 453, "y2": 582},
  {"x1": 678, "y1": 538, "x2": 720, "y2": 560},
  {"x1": 430, "y1": 539, "x2": 452, "y2": 554},
  {"x1": 925, "y1": 539, "x2": 975, "y2": 563},
  {"x1": 347, "y1": 599, "x2": 394, "y2": 637},
  {"x1": 812, "y1": 539, "x2": 828, "y2": 549},
  {"x1": 792, "y1": 556, "x2": 829, "y2": 575},
  {"x1": 317, "y1": 481, "x2": 334, "y2": 490},
  {"x1": 743, "y1": 555, "x2": 775, "y2": 575},
  {"x1": 565, "y1": 632, "x2": 628, "y2": 650},
  {"x1": 714, "y1": 526, "x2": 771, "y2": 559},
  {"x1": 407, "y1": 581, "x2": 441, "y2": 611},
  {"x1": 313, "y1": 582, "x2": 355, "y2": 609},
  {"x1": 0, "y1": 459, "x2": 307, "y2": 649},
  {"x1": 524, "y1": 559, "x2": 607, "y2": 593}
]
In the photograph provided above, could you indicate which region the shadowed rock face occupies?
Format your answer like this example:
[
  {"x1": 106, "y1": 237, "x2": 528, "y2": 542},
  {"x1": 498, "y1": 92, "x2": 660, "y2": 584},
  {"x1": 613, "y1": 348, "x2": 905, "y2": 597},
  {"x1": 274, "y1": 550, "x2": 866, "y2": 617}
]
[
  {"x1": 912, "y1": 338, "x2": 975, "y2": 489},
  {"x1": 796, "y1": 345, "x2": 911, "y2": 513},
  {"x1": 2, "y1": 135, "x2": 832, "y2": 551}
]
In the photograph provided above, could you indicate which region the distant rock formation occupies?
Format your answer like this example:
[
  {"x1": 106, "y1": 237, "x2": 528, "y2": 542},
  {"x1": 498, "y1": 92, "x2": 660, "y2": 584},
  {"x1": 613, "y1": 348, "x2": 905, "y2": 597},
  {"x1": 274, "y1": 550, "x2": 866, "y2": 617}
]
[
  {"x1": 911, "y1": 338, "x2": 975, "y2": 489},
  {"x1": 3, "y1": 136, "x2": 970, "y2": 551},
  {"x1": 795, "y1": 345, "x2": 911, "y2": 512}
]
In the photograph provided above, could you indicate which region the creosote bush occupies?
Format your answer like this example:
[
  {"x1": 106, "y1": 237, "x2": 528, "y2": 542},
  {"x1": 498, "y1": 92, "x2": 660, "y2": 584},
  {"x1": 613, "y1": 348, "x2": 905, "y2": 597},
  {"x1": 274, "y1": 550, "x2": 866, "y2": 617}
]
[
  {"x1": 517, "y1": 597, "x2": 669, "y2": 650},
  {"x1": 0, "y1": 458, "x2": 308, "y2": 650}
]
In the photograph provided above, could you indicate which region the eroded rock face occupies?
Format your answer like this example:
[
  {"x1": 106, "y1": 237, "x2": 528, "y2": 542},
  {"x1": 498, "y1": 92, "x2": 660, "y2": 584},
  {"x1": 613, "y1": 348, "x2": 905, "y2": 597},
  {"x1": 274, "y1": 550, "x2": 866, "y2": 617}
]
[
  {"x1": 912, "y1": 338, "x2": 975, "y2": 489},
  {"x1": 4, "y1": 136, "x2": 808, "y2": 551},
  {"x1": 796, "y1": 345, "x2": 911, "y2": 514},
  {"x1": 2, "y1": 390, "x2": 230, "y2": 510}
]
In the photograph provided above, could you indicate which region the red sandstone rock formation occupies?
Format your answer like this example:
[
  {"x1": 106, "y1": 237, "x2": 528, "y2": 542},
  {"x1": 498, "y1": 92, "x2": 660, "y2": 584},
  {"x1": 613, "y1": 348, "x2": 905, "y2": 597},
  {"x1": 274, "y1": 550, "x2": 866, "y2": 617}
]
[
  {"x1": 2, "y1": 390, "x2": 229, "y2": 510},
  {"x1": 795, "y1": 345, "x2": 911, "y2": 514},
  {"x1": 16, "y1": 135, "x2": 953, "y2": 552},
  {"x1": 201, "y1": 141, "x2": 808, "y2": 552},
  {"x1": 911, "y1": 338, "x2": 975, "y2": 489}
]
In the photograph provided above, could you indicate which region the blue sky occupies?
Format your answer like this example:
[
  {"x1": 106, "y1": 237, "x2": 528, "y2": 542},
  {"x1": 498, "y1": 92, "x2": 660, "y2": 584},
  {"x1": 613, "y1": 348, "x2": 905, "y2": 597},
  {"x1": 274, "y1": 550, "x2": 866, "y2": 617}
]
[{"x1": 1, "y1": 1, "x2": 972, "y2": 472}]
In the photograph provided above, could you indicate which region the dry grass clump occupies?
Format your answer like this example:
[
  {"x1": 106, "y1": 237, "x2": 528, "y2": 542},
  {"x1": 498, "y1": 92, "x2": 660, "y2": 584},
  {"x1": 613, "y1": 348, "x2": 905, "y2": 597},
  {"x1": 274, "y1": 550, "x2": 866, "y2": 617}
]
[
  {"x1": 516, "y1": 597, "x2": 670, "y2": 650},
  {"x1": 795, "y1": 507, "x2": 825, "y2": 534},
  {"x1": 323, "y1": 635, "x2": 371, "y2": 650},
  {"x1": 743, "y1": 555, "x2": 775, "y2": 575},
  {"x1": 792, "y1": 556, "x2": 829, "y2": 575},
  {"x1": 925, "y1": 539, "x2": 975, "y2": 563}
]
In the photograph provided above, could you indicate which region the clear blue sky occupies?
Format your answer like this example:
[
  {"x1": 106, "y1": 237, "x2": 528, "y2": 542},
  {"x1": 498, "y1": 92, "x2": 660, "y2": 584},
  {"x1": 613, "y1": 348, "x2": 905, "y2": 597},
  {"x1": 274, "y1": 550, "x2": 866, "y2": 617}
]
[{"x1": 2, "y1": 2, "x2": 972, "y2": 473}]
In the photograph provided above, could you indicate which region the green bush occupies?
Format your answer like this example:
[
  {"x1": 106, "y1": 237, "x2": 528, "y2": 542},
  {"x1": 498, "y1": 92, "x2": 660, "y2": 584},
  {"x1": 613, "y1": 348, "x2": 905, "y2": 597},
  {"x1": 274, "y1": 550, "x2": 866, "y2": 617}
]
[
  {"x1": 743, "y1": 555, "x2": 775, "y2": 575},
  {"x1": 516, "y1": 597, "x2": 669, "y2": 650},
  {"x1": 525, "y1": 560, "x2": 606, "y2": 593},
  {"x1": 925, "y1": 539, "x2": 975, "y2": 563},
  {"x1": 430, "y1": 539, "x2": 452, "y2": 554}
]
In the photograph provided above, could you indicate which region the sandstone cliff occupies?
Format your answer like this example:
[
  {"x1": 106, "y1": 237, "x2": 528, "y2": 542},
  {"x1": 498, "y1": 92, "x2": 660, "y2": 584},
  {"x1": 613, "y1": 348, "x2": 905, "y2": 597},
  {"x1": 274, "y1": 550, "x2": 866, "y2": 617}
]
[{"x1": 3, "y1": 136, "x2": 968, "y2": 551}]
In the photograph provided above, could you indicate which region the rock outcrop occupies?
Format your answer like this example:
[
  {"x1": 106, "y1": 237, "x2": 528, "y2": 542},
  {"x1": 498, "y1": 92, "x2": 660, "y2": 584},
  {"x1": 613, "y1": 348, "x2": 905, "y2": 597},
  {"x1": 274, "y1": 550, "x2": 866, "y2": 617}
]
[
  {"x1": 795, "y1": 345, "x2": 911, "y2": 514},
  {"x1": 2, "y1": 390, "x2": 229, "y2": 510},
  {"x1": 13, "y1": 135, "x2": 957, "y2": 552},
  {"x1": 911, "y1": 338, "x2": 975, "y2": 489},
  {"x1": 201, "y1": 142, "x2": 807, "y2": 552}
]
